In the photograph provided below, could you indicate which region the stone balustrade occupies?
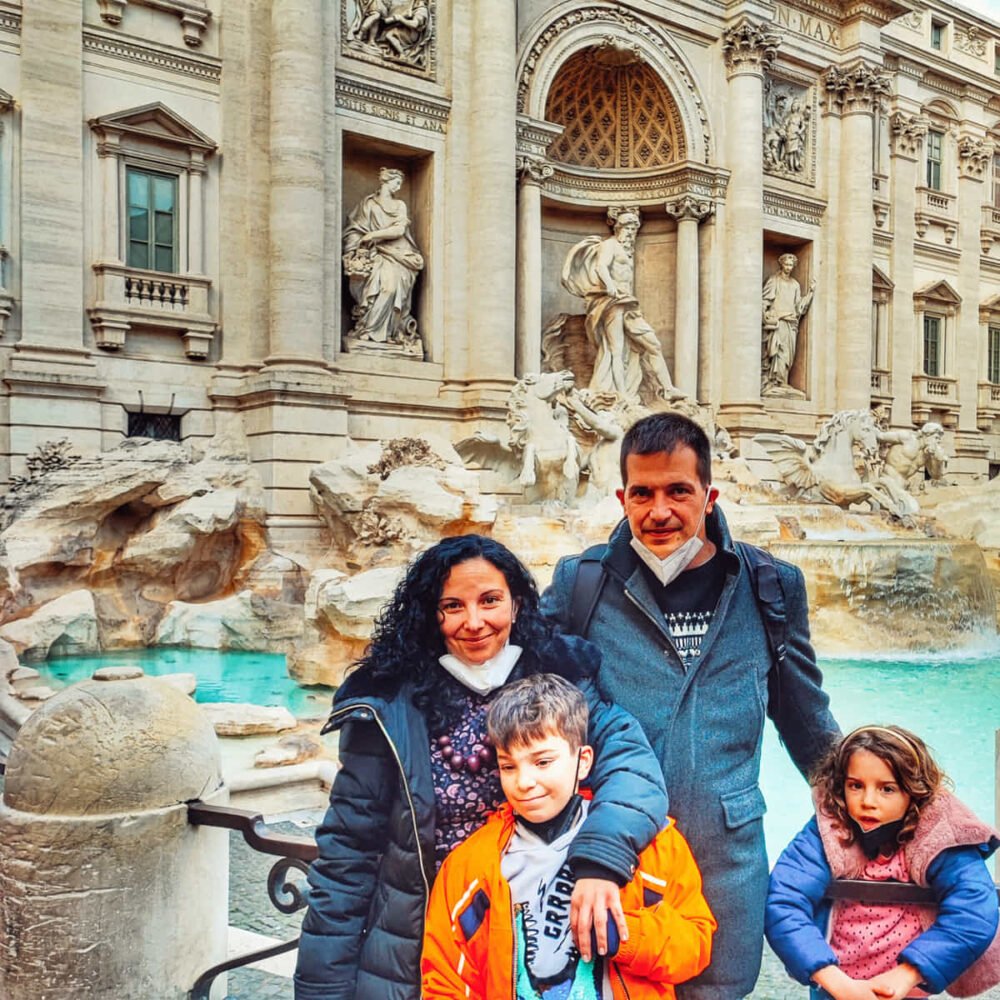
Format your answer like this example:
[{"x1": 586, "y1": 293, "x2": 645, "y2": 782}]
[
  {"x1": 88, "y1": 261, "x2": 216, "y2": 358},
  {"x1": 870, "y1": 367, "x2": 892, "y2": 404},
  {"x1": 911, "y1": 372, "x2": 959, "y2": 426},
  {"x1": 914, "y1": 186, "x2": 957, "y2": 243},
  {"x1": 977, "y1": 381, "x2": 1000, "y2": 431},
  {"x1": 982, "y1": 203, "x2": 1000, "y2": 254}
]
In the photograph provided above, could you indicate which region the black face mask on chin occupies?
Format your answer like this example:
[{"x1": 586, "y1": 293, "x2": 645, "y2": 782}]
[{"x1": 851, "y1": 818, "x2": 906, "y2": 859}]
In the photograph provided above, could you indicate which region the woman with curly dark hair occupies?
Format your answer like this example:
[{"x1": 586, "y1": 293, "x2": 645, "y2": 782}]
[
  {"x1": 766, "y1": 725, "x2": 1000, "y2": 1000},
  {"x1": 294, "y1": 534, "x2": 668, "y2": 1000}
]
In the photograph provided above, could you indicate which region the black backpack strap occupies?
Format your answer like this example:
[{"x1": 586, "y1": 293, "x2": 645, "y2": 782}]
[
  {"x1": 568, "y1": 545, "x2": 608, "y2": 638},
  {"x1": 736, "y1": 541, "x2": 788, "y2": 721}
]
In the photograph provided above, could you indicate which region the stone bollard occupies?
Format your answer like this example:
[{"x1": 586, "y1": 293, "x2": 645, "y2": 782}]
[{"x1": 0, "y1": 667, "x2": 229, "y2": 998}]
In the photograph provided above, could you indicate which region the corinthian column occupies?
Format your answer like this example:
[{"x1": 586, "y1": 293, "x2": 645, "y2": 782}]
[
  {"x1": 464, "y1": 1, "x2": 517, "y2": 383},
  {"x1": 720, "y1": 19, "x2": 779, "y2": 415},
  {"x1": 267, "y1": 0, "x2": 326, "y2": 365},
  {"x1": 665, "y1": 196, "x2": 714, "y2": 398},
  {"x1": 825, "y1": 61, "x2": 890, "y2": 410},
  {"x1": 516, "y1": 156, "x2": 553, "y2": 378}
]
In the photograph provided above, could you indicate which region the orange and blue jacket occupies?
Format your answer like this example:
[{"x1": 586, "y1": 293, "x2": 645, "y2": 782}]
[{"x1": 421, "y1": 804, "x2": 716, "y2": 999}]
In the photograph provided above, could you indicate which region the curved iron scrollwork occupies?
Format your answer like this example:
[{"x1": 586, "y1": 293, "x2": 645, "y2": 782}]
[{"x1": 268, "y1": 856, "x2": 311, "y2": 914}]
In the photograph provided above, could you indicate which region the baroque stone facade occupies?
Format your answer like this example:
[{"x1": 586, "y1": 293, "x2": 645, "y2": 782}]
[{"x1": 2, "y1": 0, "x2": 1000, "y2": 547}]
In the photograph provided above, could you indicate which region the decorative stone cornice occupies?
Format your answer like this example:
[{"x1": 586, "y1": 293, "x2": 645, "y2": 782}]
[
  {"x1": 516, "y1": 114, "x2": 564, "y2": 162},
  {"x1": 824, "y1": 62, "x2": 891, "y2": 115},
  {"x1": 763, "y1": 188, "x2": 827, "y2": 227},
  {"x1": 664, "y1": 195, "x2": 714, "y2": 222},
  {"x1": 98, "y1": 0, "x2": 211, "y2": 48},
  {"x1": 83, "y1": 30, "x2": 221, "y2": 81},
  {"x1": 958, "y1": 136, "x2": 995, "y2": 180},
  {"x1": 722, "y1": 18, "x2": 780, "y2": 78},
  {"x1": 516, "y1": 155, "x2": 554, "y2": 186},
  {"x1": 334, "y1": 74, "x2": 450, "y2": 134},
  {"x1": 889, "y1": 112, "x2": 929, "y2": 159},
  {"x1": 0, "y1": 5, "x2": 19, "y2": 36},
  {"x1": 540, "y1": 160, "x2": 729, "y2": 208},
  {"x1": 840, "y1": 0, "x2": 911, "y2": 26}
]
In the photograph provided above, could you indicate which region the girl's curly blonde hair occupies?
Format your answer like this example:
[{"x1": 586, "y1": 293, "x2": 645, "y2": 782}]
[{"x1": 811, "y1": 725, "x2": 949, "y2": 846}]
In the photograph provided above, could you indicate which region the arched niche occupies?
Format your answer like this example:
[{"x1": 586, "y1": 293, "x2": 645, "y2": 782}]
[{"x1": 517, "y1": 1, "x2": 713, "y2": 168}]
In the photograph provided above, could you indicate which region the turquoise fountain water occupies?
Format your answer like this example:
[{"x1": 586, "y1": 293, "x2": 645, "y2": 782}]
[{"x1": 33, "y1": 648, "x2": 335, "y2": 719}]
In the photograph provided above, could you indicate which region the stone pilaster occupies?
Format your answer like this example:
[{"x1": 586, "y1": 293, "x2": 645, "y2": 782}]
[
  {"x1": 720, "y1": 18, "x2": 779, "y2": 425},
  {"x1": 887, "y1": 111, "x2": 927, "y2": 427},
  {"x1": 5, "y1": 0, "x2": 103, "y2": 481},
  {"x1": 19, "y1": 0, "x2": 86, "y2": 352},
  {"x1": 956, "y1": 136, "x2": 994, "y2": 433},
  {"x1": 515, "y1": 156, "x2": 553, "y2": 379},
  {"x1": 266, "y1": 0, "x2": 327, "y2": 366},
  {"x1": 664, "y1": 196, "x2": 713, "y2": 399},
  {"x1": 825, "y1": 61, "x2": 891, "y2": 411}
]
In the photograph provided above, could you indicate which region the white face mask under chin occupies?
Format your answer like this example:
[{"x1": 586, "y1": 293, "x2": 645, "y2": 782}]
[
  {"x1": 629, "y1": 490, "x2": 712, "y2": 587},
  {"x1": 438, "y1": 643, "x2": 523, "y2": 695}
]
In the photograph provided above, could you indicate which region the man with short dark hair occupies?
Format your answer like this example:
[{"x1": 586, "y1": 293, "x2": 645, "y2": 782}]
[{"x1": 542, "y1": 411, "x2": 839, "y2": 1000}]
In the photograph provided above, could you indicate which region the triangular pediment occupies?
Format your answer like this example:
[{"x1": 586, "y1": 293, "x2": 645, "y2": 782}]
[
  {"x1": 89, "y1": 103, "x2": 216, "y2": 152},
  {"x1": 981, "y1": 293, "x2": 1000, "y2": 321},
  {"x1": 872, "y1": 264, "x2": 894, "y2": 292},
  {"x1": 914, "y1": 279, "x2": 961, "y2": 305}
]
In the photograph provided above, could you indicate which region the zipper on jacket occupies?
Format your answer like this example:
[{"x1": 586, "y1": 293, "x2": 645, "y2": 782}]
[
  {"x1": 623, "y1": 588, "x2": 681, "y2": 668},
  {"x1": 325, "y1": 701, "x2": 431, "y2": 901},
  {"x1": 613, "y1": 960, "x2": 632, "y2": 999}
]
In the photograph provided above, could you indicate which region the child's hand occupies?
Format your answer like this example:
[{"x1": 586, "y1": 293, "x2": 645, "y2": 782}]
[
  {"x1": 812, "y1": 965, "x2": 883, "y2": 1000},
  {"x1": 570, "y1": 878, "x2": 627, "y2": 962},
  {"x1": 867, "y1": 963, "x2": 922, "y2": 999}
]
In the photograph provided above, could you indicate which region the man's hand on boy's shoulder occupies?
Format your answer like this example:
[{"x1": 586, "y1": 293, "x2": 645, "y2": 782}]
[{"x1": 571, "y1": 878, "x2": 627, "y2": 962}]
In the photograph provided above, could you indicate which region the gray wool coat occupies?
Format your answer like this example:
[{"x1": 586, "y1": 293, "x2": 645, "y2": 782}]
[{"x1": 542, "y1": 505, "x2": 840, "y2": 1000}]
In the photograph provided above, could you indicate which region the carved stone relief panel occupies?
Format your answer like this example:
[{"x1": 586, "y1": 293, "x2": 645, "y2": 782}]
[
  {"x1": 763, "y1": 75, "x2": 816, "y2": 185},
  {"x1": 341, "y1": 0, "x2": 435, "y2": 78}
]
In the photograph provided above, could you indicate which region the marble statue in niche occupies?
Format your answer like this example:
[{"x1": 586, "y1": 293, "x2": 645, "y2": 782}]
[
  {"x1": 342, "y1": 167, "x2": 425, "y2": 358},
  {"x1": 346, "y1": 0, "x2": 432, "y2": 70},
  {"x1": 762, "y1": 252, "x2": 815, "y2": 397},
  {"x1": 560, "y1": 207, "x2": 684, "y2": 406},
  {"x1": 763, "y1": 77, "x2": 813, "y2": 179}
]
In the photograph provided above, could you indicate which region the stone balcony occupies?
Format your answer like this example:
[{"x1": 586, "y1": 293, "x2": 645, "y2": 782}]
[
  {"x1": 870, "y1": 368, "x2": 892, "y2": 408},
  {"x1": 981, "y1": 204, "x2": 1000, "y2": 254},
  {"x1": 88, "y1": 262, "x2": 216, "y2": 359},
  {"x1": 911, "y1": 373, "x2": 959, "y2": 427},
  {"x1": 976, "y1": 381, "x2": 1000, "y2": 431},
  {"x1": 914, "y1": 186, "x2": 957, "y2": 244}
]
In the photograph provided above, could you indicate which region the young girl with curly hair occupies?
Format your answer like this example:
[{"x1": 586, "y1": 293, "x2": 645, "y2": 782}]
[{"x1": 766, "y1": 725, "x2": 1000, "y2": 1000}]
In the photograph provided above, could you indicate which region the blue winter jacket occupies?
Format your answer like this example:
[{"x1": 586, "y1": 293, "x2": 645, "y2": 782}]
[
  {"x1": 765, "y1": 815, "x2": 999, "y2": 994},
  {"x1": 293, "y1": 632, "x2": 668, "y2": 1000},
  {"x1": 542, "y1": 506, "x2": 840, "y2": 999}
]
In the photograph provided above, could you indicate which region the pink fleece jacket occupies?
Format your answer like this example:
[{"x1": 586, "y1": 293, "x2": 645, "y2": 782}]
[{"x1": 816, "y1": 789, "x2": 1000, "y2": 998}]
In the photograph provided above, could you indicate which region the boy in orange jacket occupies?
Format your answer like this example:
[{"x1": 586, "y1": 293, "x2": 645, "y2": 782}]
[{"x1": 421, "y1": 673, "x2": 716, "y2": 999}]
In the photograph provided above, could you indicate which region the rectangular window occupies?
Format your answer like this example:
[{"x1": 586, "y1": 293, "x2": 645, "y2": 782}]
[
  {"x1": 930, "y1": 20, "x2": 945, "y2": 50},
  {"x1": 994, "y1": 154, "x2": 1000, "y2": 209},
  {"x1": 126, "y1": 168, "x2": 177, "y2": 273},
  {"x1": 923, "y1": 316, "x2": 942, "y2": 377},
  {"x1": 994, "y1": 44, "x2": 1000, "y2": 75},
  {"x1": 926, "y1": 130, "x2": 943, "y2": 191},
  {"x1": 989, "y1": 327, "x2": 1000, "y2": 385}
]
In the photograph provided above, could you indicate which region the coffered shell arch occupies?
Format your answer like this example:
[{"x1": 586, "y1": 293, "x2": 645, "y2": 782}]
[{"x1": 517, "y1": 2, "x2": 714, "y2": 190}]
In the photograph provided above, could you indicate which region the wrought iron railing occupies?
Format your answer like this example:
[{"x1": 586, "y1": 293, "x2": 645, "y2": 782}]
[{"x1": 187, "y1": 801, "x2": 318, "y2": 999}]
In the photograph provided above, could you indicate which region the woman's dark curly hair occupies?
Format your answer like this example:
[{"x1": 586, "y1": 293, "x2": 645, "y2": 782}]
[
  {"x1": 352, "y1": 534, "x2": 556, "y2": 732},
  {"x1": 812, "y1": 724, "x2": 949, "y2": 847}
]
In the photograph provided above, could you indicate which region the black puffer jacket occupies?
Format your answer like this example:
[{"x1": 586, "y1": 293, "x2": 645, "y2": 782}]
[{"x1": 293, "y1": 633, "x2": 668, "y2": 1000}]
